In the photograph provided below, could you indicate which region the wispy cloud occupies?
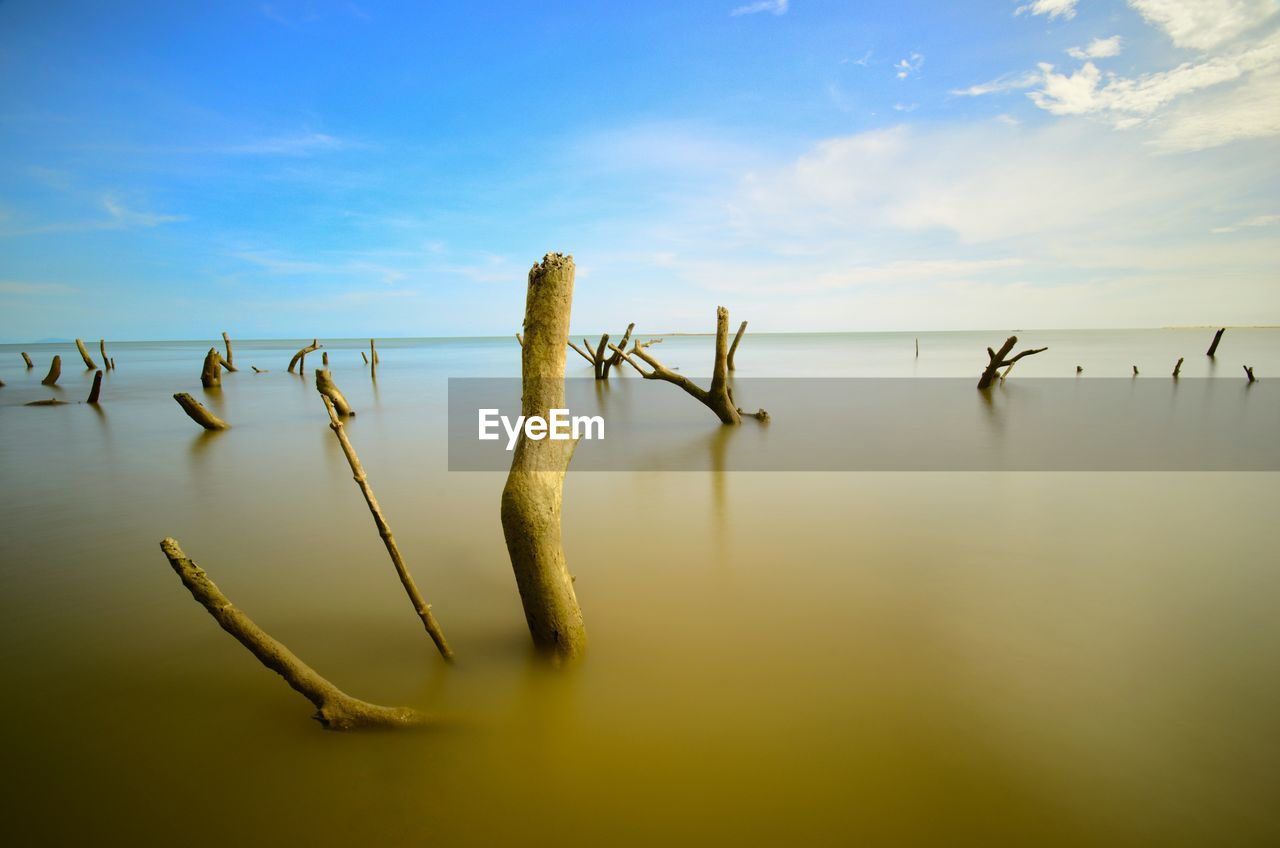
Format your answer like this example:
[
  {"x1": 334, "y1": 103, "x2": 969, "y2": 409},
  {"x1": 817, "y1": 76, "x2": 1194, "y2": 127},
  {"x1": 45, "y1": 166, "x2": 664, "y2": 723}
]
[
  {"x1": 895, "y1": 52, "x2": 924, "y2": 80},
  {"x1": 1128, "y1": 0, "x2": 1278, "y2": 51},
  {"x1": 0, "y1": 281, "x2": 79, "y2": 295},
  {"x1": 0, "y1": 197, "x2": 184, "y2": 238},
  {"x1": 1067, "y1": 36, "x2": 1124, "y2": 60},
  {"x1": 951, "y1": 71, "x2": 1040, "y2": 96},
  {"x1": 731, "y1": 0, "x2": 788, "y2": 16},
  {"x1": 217, "y1": 133, "x2": 352, "y2": 156},
  {"x1": 1015, "y1": 0, "x2": 1078, "y2": 20},
  {"x1": 1211, "y1": 212, "x2": 1280, "y2": 233}
]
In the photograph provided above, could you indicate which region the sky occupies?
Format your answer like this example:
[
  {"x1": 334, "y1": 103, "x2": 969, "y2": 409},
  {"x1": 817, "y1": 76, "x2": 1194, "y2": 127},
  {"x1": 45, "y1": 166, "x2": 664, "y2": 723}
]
[{"x1": 1, "y1": 0, "x2": 1278, "y2": 341}]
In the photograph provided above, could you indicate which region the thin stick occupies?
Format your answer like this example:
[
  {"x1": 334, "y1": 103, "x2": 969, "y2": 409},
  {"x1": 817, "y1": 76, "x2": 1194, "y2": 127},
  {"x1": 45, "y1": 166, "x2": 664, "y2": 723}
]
[
  {"x1": 727, "y1": 320, "x2": 747, "y2": 371},
  {"x1": 159, "y1": 538, "x2": 424, "y2": 729},
  {"x1": 221, "y1": 332, "x2": 238, "y2": 371},
  {"x1": 1173, "y1": 357, "x2": 1184, "y2": 378},
  {"x1": 99, "y1": 339, "x2": 111, "y2": 370},
  {"x1": 319, "y1": 393, "x2": 453, "y2": 661}
]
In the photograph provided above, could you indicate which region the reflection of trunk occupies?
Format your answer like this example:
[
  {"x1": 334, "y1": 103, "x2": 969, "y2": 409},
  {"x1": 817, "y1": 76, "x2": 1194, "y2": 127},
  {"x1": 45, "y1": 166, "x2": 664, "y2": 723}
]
[
  {"x1": 41, "y1": 355, "x2": 61, "y2": 386},
  {"x1": 318, "y1": 391, "x2": 452, "y2": 660},
  {"x1": 201, "y1": 348, "x2": 225, "y2": 388},
  {"x1": 86, "y1": 371, "x2": 103, "y2": 404},
  {"x1": 159, "y1": 538, "x2": 424, "y2": 729},
  {"x1": 977, "y1": 336, "x2": 1046, "y2": 390},
  {"x1": 501, "y1": 253, "x2": 586, "y2": 661},
  {"x1": 221, "y1": 332, "x2": 238, "y2": 371},
  {"x1": 21, "y1": 352, "x2": 34, "y2": 368},
  {"x1": 75, "y1": 339, "x2": 98, "y2": 370},
  {"x1": 174, "y1": 392, "x2": 229, "y2": 430},
  {"x1": 1206, "y1": 328, "x2": 1225, "y2": 357},
  {"x1": 288, "y1": 340, "x2": 320, "y2": 374},
  {"x1": 315, "y1": 368, "x2": 355, "y2": 417},
  {"x1": 610, "y1": 307, "x2": 768, "y2": 424}
]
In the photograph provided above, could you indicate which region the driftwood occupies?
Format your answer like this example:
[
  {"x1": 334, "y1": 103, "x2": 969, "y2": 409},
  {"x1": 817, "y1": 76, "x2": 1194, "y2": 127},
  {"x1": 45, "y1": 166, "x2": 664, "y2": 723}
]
[
  {"x1": 288, "y1": 339, "x2": 321, "y2": 374},
  {"x1": 502, "y1": 253, "x2": 586, "y2": 660},
  {"x1": 1076, "y1": 366, "x2": 1083, "y2": 374},
  {"x1": 86, "y1": 371, "x2": 103, "y2": 404},
  {"x1": 567, "y1": 324, "x2": 635, "y2": 380},
  {"x1": 220, "y1": 332, "x2": 238, "y2": 372},
  {"x1": 251, "y1": 366, "x2": 266, "y2": 373},
  {"x1": 601, "y1": 323, "x2": 634, "y2": 379},
  {"x1": 201, "y1": 348, "x2": 225, "y2": 388},
  {"x1": 370, "y1": 339, "x2": 379, "y2": 365},
  {"x1": 915, "y1": 337, "x2": 919, "y2": 358},
  {"x1": 1133, "y1": 365, "x2": 1139, "y2": 377},
  {"x1": 75, "y1": 338, "x2": 98, "y2": 370},
  {"x1": 318, "y1": 392, "x2": 452, "y2": 660},
  {"x1": 159, "y1": 538, "x2": 424, "y2": 729},
  {"x1": 1244, "y1": 365, "x2": 1257, "y2": 383},
  {"x1": 41, "y1": 355, "x2": 61, "y2": 386},
  {"x1": 1173, "y1": 357, "x2": 1184, "y2": 378},
  {"x1": 25, "y1": 398, "x2": 68, "y2": 406},
  {"x1": 360, "y1": 351, "x2": 369, "y2": 365},
  {"x1": 110, "y1": 358, "x2": 115, "y2": 370},
  {"x1": 315, "y1": 368, "x2": 354, "y2": 417},
  {"x1": 99, "y1": 340, "x2": 112, "y2": 371},
  {"x1": 727, "y1": 321, "x2": 747, "y2": 371},
  {"x1": 609, "y1": 308, "x2": 768, "y2": 424},
  {"x1": 1206, "y1": 328, "x2": 1225, "y2": 357},
  {"x1": 21, "y1": 352, "x2": 33, "y2": 368},
  {"x1": 174, "y1": 392, "x2": 229, "y2": 430},
  {"x1": 977, "y1": 336, "x2": 1046, "y2": 389}
]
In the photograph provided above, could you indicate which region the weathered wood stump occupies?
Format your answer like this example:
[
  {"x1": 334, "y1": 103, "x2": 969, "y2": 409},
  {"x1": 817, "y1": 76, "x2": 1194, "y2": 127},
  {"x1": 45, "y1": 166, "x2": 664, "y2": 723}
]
[
  {"x1": 1206, "y1": 328, "x2": 1225, "y2": 357},
  {"x1": 75, "y1": 338, "x2": 98, "y2": 370},
  {"x1": 41, "y1": 355, "x2": 61, "y2": 386},
  {"x1": 174, "y1": 392, "x2": 229, "y2": 430},
  {"x1": 977, "y1": 336, "x2": 1046, "y2": 389}
]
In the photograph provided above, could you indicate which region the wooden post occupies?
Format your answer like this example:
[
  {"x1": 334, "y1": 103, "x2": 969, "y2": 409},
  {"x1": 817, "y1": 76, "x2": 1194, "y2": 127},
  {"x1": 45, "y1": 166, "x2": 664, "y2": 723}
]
[
  {"x1": 1206, "y1": 328, "x2": 1225, "y2": 357},
  {"x1": 1244, "y1": 365, "x2": 1257, "y2": 383},
  {"x1": 221, "y1": 332, "x2": 238, "y2": 371},
  {"x1": 99, "y1": 339, "x2": 112, "y2": 370},
  {"x1": 86, "y1": 370, "x2": 103, "y2": 404},
  {"x1": 41, "y1": 355, "x2": 61, "y2": 386},
  {"x1": 75, "y1": 339, "x2": 98, "y2": 370},
  {"x1": 1173, "y1": 357, "x2": 1184, "y2": 378},
  {"x1": 288, "y1": 339, "x2": 320, "y2": 374},
  {"x1": 201, "y1": 348, "x2": 224, "y2": 388},
  {"x1": 502, "y1": 253, "x2": 587, "y2": 660},
  {"x1": 21, "y1": 352, "x2": 34, "y2": 368}
]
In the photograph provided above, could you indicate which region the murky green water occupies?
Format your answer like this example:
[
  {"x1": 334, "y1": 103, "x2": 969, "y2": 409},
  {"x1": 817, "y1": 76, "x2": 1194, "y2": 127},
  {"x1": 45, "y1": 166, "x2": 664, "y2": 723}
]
[{"x1": 1, "y1": 330, "x2": 1277, "y2": 845}]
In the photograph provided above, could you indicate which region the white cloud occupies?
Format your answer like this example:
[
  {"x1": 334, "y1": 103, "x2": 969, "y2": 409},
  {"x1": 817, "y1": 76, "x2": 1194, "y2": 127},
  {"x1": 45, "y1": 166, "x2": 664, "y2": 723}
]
[
  {"x1": 1211, "y1": 212, "x2": 1280, "y2": 232},
  {"x1": 952, "y1": 71, "x2": 1041, "y2": 96},
  {"x1": 730, "y1": 0, "x2": 788, "y2": 16},
  {"x1": 896, "y1": 52, "x2": 924, "y2": 79},
  {"x1": 1067, "y1": 36, "x2": 1125, "y2": 59},
  {"x1": 1127, "y1": 0, "x2": 1278, "y2": 50},
  {"x1": 893, "y1": 102, "x2": 918, "y2": 112},
  {"x1": 102, "y1": 197, "x2": 184, "y2": 228},
  {"x1": 1154, "y1": 65, "x2": 1280, "y2": 149},
  {"x1": 1016, "y1": 0, "x2": 1078, "y2": 20}
]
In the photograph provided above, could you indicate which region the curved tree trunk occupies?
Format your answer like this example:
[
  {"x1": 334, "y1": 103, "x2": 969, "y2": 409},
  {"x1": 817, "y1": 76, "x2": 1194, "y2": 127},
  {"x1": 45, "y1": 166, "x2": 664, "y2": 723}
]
[
  {"x1": 221, "y1": 332, "x2": 238, "y2": 371},
  {"x1": 315, "y1": 368, "x2": 355, "y2": 417},
  {"x1": 86, "y1": 370, "x2": 103, "y2": 404},
  {"x1": 75, "y1": 338, "x2": 98, "y2": 370},
  {"x1": 159, "y1": 538, "x2": 424, "y2": 729},
  {"x1": 21, "y1": 352, "x2": 34, "y2": 368},
  {"x1": 41, "y1": 355, "x2": 61, "y2": 386},
  {"x1": 727, "y1": 320, "x2": 747, "y2": 371},
  {"x1": 288, "y1": 339, "x2": 321, "y2": 374},
  {"x1": 99, "y1": 339, "x2": 112, "y2": 371},
  {"x1": 174, "y1": 392, "x2": 229, "y2": 430},
  {"x1": 501, "y1": 253, "x2": 586, "y2": 661}
]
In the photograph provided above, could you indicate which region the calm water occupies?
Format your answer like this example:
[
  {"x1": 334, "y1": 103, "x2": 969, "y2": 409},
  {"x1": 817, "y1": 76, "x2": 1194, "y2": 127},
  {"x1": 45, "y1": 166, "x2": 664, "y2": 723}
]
[{"x1": 1, "y1": 329, "x2": 1278, "y2": 846}]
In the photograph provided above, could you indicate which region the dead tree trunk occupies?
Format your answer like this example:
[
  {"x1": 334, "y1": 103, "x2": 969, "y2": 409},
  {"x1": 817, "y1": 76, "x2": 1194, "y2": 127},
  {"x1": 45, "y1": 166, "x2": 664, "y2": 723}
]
[
  {"x1": 592, "y1": 334, "x2": 611, "y2": 379},
  {"x1": 221, "y1": 332, "x2": 238, "y2": 371},
  {"x1": 1206, "y1": 328, "x2": 1225, "y2": 357},
  {"x1": 318, "y1": 392, "x2": 452, "y2": 660},
  {"x1": 1244, "y1": 365, "x2": 1257, "y2": 383},
  {"x1": 322, "y1": 351, "x2": 329, "y2": 367},
  {"x1": 174, "y1": 392, "x2": 229, "y2": 430},
  {"x1": 21, "y1": 352, "x2": 33, "y2": 368},
  {"x1": 86, "y1": 371, "x2": 103, "y2": 404},
  {"x1": 288, "y1": 340, "x2": 320, "y2": 374},
  {"x1": 1133, "y1": 365, "x2": 1139, "y2": 377},
  {"x1": 361, "y1": 351, "x2": 369, "y2": 365},
  {"x1": 75, "y1": 339, "x2": 98, "y2": 370},
  {"x1": 567, "y1": 338, "x2": 596, "y2": 367},
  {"x1": 201, "y1": 348, "x2": 225, "y2": 388},
  {"x1": 370, "y1": 339, "x2": 379, "y2": 365},
  {"x1": 502, "y1": 253, "x2": 587, "y2": 661},
  {"x1": 158, "y1": 538, "x2": 424, "y2": 729},
  {"x1": 1173, "y1": 357, "x2": 1184, "y2": 378},
  {"x1": 41, "y1": 355, "x2": 61, "y2": 386},
  {"x1": 315, "y1": 368, "x2": 354, "y2": 417},
  {"x1": 977, "y1": 336, "x2": 1047, "y2": 389},
  {"x1": 99, "y1": 339, "x2": 112, "y2": 370},
  {"x1": 727, "y1": 321, "x2": 747, "y2": 371},
  {"x1": 601, "y1": 323, "x2": 634, "y2": 379},
  {"x1": 609, "y1": 308, "x2": 768, "y2": 424}
]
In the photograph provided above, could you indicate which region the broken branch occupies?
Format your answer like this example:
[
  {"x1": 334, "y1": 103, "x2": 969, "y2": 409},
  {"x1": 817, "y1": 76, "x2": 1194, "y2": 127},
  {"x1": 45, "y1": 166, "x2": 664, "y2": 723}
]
[
  {"x1": 288, "y1": 339, "x2": 321, "y2": 374},
  {"x1": 173, "y1": 392, "x2": 229, "y2": 430}
]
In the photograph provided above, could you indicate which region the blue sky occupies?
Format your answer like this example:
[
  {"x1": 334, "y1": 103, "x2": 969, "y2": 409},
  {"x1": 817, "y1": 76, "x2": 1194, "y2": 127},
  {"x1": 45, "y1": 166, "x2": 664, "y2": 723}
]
[{"x1": 1, "y1": 0, "x2": 1277, "y2": 340}]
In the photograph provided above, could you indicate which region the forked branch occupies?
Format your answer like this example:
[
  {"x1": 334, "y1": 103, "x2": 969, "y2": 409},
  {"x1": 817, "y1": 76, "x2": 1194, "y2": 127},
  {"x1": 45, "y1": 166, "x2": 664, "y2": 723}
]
[{"x1": 978, "y1": 336, "x2": 1047, "y2": 389}]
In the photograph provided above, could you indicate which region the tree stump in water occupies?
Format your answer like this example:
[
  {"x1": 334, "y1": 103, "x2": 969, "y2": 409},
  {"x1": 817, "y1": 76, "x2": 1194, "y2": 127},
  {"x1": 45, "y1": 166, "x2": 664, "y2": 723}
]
[
  {"x1": 75, "y1": 338, "x2": 98, "y2": 370},
  {"x1": 174, "y1": 392, "x2": 229, "y2": 430},
  {"x1": 201, "y1": 348, "x2": 225, "y2": 388},
  {"x1": 976, "y1": 336, "x2": 1046, "y2": 389},
  {"x1": 41, "y1": 355, "x2": 61, "y2": 386},
  {"x1": 21, "y1": 352, "x2": 34, "y2": 368},
  {"x1": 1206, "y1": 328, "x2": 1225, "y2": 357},
  {"x1": 288, "y1": 340, "x2": 321, "y2": 374},
  {"x1": 86, "y1": 371, "x2": 103, "y2": 404}
]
